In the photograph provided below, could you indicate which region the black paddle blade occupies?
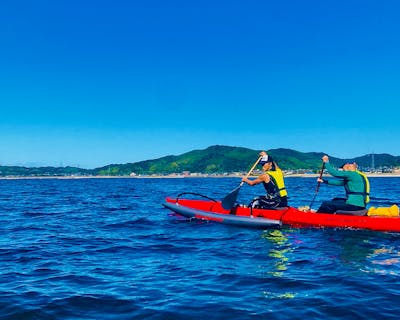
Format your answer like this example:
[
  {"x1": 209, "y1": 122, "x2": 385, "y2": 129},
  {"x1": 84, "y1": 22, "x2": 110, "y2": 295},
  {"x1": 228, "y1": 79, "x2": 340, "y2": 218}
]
[{"x1": 221, "y1": 186, "x2": 241, "y2": 210}]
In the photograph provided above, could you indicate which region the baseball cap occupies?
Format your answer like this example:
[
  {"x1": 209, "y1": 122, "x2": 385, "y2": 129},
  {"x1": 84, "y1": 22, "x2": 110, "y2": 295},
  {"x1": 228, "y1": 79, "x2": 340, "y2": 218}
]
[{"x1": 259, "y1": 155, "x2": 274, "y2": 166}]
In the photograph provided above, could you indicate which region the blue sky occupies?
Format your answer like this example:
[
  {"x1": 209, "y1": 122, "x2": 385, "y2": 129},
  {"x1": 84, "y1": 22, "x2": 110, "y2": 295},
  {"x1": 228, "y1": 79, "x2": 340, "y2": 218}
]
[{"x1": 1, "y1": 0, "x2": 399, "y2": 168}]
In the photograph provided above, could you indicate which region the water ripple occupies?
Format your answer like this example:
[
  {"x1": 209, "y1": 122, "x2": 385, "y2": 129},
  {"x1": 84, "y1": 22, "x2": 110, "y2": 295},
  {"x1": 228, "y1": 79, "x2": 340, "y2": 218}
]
[{"x1": 0, "y1": 178, "x2": 399, "y2": 319}]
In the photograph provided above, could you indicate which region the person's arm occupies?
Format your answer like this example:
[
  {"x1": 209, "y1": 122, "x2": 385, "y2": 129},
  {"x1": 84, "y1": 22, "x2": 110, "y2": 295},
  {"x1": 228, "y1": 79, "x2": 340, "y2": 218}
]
[
  {"x1": 323, "y1": 178, "x2": 345, "y2": 186},
  {"x1": 242, "y1": 174, "x2": 269, "y2": 186},
  {"x1": 321, "y1": 155, "x2": 352, "y2": 179},
  {"x1": 324, "y1": 162, "x2": 350, "y2": 179}
]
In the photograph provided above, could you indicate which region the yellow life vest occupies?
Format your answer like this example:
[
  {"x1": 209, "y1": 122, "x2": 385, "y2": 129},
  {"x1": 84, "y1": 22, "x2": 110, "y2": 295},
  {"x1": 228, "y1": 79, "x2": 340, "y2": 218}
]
[{"x1": 267, "y1": 168, "x2": 288, "y2": 197}]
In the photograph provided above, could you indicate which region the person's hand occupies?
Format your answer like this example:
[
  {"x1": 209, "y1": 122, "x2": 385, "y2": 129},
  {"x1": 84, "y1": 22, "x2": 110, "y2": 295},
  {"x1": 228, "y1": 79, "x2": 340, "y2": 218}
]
[
  {"x1": 242, "y1": 177, "x2": 249, "y2": 184},
  {"x1": 322, "y1": 155, "x2": 329, "y2": 162},
  {"x1": 317, "y1": 178, "x2": 324, "y2": 183},
  {"x1": 259, "y1": 151, "x2": 267, "y2": 157}
]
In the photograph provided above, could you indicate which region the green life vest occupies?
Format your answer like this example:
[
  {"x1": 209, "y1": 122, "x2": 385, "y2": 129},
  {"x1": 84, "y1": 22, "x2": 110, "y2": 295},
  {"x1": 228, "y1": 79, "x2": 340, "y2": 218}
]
[{"x1": 345, "y1": 170, "x2": 370, "y2": 205}]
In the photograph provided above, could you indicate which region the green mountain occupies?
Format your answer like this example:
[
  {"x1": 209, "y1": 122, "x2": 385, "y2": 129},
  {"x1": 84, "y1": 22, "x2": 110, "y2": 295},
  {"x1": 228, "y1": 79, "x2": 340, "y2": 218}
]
[
  {"x1": 93, "y1": 145, "x2": 261, "y2": 176},
  {"x1": 93, "y1": 145, "x2": 400, "y2": 176},
  {"x1": 1, "y1": 145, "x2": 399, "y2": 177}
]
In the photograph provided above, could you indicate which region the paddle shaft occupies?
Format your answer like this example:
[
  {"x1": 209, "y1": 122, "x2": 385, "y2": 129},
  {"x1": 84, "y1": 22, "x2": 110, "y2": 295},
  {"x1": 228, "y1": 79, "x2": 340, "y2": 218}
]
[
  {"x1": 221, "y1": 156, "x2": 262, "y2": 209},
  {"x1": 315, "y1": 162, "x2": 326, "y2": 193},
  {"x1": 309, "y1": 162, "x2": 326, "y2": 208},
  {"x1": 240, "y1": 156, "x2": 263, "y2": 186}
]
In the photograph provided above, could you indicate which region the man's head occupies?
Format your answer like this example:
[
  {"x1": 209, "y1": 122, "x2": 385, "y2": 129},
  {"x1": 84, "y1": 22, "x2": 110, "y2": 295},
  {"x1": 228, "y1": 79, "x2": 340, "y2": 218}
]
[
  {"x1": 259, "y1": 155, "x2": 275, "y2": 170},
  {"x1": 340, "y1": 162, "x2": 357, "y2": 171}
]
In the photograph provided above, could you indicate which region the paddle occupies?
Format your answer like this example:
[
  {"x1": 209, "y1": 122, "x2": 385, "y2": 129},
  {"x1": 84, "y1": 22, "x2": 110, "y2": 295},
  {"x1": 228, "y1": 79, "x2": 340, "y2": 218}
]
[
  {"x1": 221, "y1": 156, "x2": 262, "y2": 210},
  {"x1": 309, "y1": 161, "x2": 326, "y2": 209}
]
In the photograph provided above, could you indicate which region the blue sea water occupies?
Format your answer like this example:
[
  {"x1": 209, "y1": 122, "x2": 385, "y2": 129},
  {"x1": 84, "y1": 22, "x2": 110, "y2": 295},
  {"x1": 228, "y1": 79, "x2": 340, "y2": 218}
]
[{"x1": 0, "y1": 177, "x2": 399, "y2": 319}]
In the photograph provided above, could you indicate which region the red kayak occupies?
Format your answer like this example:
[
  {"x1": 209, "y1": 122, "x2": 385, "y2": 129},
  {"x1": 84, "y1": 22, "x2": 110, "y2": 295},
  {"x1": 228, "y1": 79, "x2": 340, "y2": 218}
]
[{"x1": 164, "y1": 195, "x2": 400, "y2": 233}]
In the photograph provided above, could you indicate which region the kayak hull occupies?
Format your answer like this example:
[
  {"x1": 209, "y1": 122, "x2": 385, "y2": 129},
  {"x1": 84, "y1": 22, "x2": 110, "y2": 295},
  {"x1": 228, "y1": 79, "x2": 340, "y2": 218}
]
[
  {"x1": 163, "y1": 202, "x2": 282, "y2": 228},
  {"x1": 164, "y1": 197, "x2": 400, "y2": 233}
]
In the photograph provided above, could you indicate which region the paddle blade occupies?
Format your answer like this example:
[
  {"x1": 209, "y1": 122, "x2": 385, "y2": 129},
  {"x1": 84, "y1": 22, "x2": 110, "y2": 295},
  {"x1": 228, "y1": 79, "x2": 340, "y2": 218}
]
[{"x1": 221, "y1": 186, "x2": 241, "y2": 210}]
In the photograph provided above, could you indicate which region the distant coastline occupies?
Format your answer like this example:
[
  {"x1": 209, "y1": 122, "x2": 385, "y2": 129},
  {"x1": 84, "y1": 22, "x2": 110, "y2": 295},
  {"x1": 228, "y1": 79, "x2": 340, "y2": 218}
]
[
  {"x1": 1, "y1": 145, "x2": 399, "y2": 178},
  {"x1": 1, "y1": 172, "x2": 400, "y2": 180}
]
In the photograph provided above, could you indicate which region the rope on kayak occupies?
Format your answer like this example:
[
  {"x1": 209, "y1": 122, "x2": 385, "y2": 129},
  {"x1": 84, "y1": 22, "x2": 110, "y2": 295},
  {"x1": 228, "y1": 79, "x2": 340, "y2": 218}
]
[{"x1": 176, "y1": 192, "x2": 218, "y2": 203}]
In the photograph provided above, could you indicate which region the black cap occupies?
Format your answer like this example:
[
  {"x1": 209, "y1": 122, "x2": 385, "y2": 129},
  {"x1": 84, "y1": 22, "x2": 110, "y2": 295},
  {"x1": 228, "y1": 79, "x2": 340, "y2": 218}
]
[{"x1": 259, "y1": 155, "x2": 274, "y2": 166}]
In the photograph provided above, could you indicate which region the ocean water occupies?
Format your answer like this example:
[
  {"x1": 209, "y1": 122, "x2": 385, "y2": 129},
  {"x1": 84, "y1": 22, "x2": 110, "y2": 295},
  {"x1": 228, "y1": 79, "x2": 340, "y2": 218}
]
[{"x1": 0, "y1": 177, "x2": 399, "y2": 319}]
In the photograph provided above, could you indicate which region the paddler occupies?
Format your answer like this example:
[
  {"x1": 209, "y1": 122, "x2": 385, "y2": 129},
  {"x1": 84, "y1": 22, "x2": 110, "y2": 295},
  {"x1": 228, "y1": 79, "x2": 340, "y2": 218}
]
[
  {"x1": 316, "y1": 155, "x2": 370, "y2": 215},
  {"x1": 242, "y1": 151, "x2": 288, "y2": 209}
]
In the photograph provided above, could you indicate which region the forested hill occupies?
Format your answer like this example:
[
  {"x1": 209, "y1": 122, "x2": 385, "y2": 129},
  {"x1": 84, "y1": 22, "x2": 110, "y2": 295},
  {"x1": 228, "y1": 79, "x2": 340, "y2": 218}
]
[
  {"x1": 1, "y1": 145, "x2": 399, "y2": 176},
  {"x1": 92, "y1": 145, "x2": 400, "y2": 176}
]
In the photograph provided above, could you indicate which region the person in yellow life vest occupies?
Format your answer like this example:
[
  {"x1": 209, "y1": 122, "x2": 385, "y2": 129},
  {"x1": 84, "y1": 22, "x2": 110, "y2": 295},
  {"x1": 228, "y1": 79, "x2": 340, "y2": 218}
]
[
  {"x1": 317, "y1": 155, "x2": 370, "y2": 215},
  {"x1": 242, "y1": 151, "x2": 288, "y2": 209}
]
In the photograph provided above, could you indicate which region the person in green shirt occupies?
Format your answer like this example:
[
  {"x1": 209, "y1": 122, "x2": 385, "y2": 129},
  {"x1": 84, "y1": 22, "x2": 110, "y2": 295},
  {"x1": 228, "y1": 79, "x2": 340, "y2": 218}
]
[{"x1": 316, "y1": 155, "x2": 370, "y2": 215}]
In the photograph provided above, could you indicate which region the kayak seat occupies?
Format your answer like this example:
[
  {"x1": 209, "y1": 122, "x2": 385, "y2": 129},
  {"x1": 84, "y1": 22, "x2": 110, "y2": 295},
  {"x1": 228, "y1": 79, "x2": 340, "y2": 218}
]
[{"x1": 335, "y1": 209, "x2": 368, "y2": 216}]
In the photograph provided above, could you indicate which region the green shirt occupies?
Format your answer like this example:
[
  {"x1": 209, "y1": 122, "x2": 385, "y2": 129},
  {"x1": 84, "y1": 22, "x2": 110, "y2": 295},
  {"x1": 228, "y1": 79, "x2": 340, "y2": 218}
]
[{"x1": 324, "y1": 162, "x2": 367, "y2": 208}]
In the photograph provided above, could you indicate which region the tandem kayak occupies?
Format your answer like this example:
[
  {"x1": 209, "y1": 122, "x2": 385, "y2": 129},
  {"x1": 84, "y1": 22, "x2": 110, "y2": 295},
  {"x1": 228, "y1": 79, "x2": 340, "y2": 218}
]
[{"x1": 164, "y1": 194, "x2": 400, "y2": 233}]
